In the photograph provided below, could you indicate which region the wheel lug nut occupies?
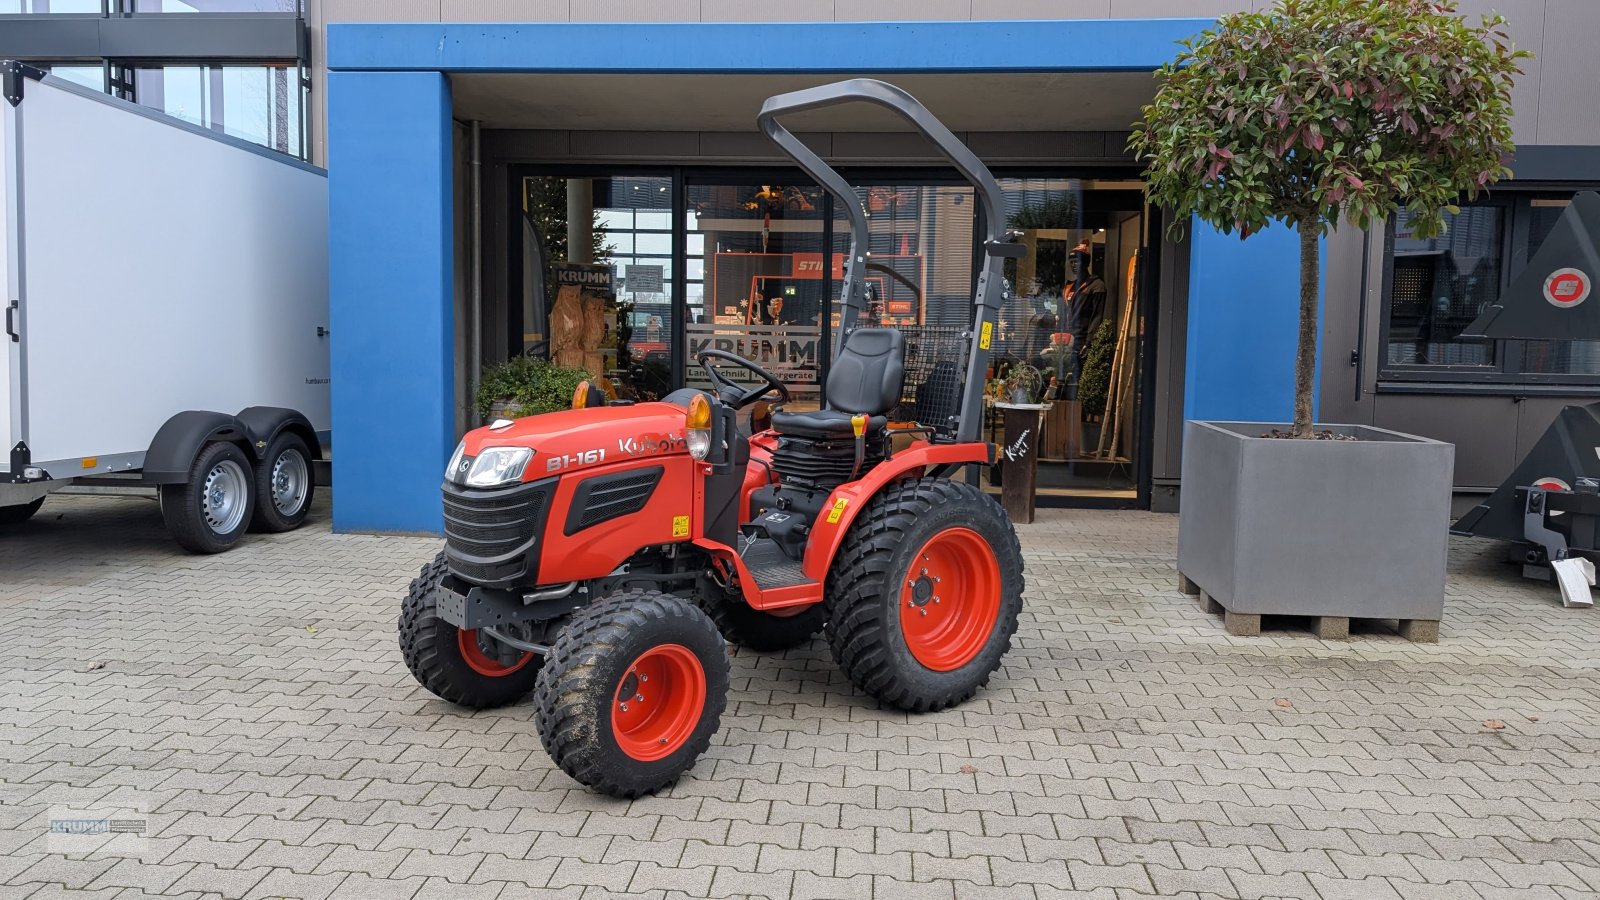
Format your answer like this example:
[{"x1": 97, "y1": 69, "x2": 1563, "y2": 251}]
[
  {"x1": 639, "y1": 675, "x2": 648, "y2": 682},
  {"x1": 919, "y1": 609, "x2": 928, "y2": 616},
  {"x1": 619, "y1": 703, "x2": 629, "y2": 712},
  {"x1": 934, "y1": 577, "x2": 941, "y2": 583},
  {"x1": 933, "y1": 597, "x2": 940, "y2": 604},
  {"x1": 635, "y1": 693, "x2": 645, "y2": 702},
  {"x1": 920, "y1": 568, "x2": 928, "y2": 576}
]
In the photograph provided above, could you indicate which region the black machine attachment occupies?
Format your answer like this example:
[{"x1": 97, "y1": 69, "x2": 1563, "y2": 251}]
[
  {"x1": 1462, "y1": 191, "x2": 1600, "y2": 340},
  {"x1": 1453, "y1": 401, "x2": 1600, "y2": 579}
]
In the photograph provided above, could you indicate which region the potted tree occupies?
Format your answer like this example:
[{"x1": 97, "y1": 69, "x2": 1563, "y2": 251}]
[
  {"x1": 1131, "y1": 0, "x2": 1527, "y2": 639},
  {"x1": 476, "y1": 356, "x2": 594, "y2": 422}
]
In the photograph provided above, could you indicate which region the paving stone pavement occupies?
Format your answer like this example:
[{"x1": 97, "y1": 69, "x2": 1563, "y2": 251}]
[{"x1": 2, "y1": 492, "x2": 1599, "y2": 900}]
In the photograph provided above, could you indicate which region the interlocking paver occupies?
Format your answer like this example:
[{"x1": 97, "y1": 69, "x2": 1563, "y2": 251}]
[{"x1": 4, "y1": 494, "x2": 1600, "y2": 900}]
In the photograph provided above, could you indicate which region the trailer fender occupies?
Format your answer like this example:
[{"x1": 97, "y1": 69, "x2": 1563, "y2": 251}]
[
  {"x1": 235, "y1": 406, "x2": 323, "y2": 462},
  {"x1": 141, "y1": 411, "x2": 253, "y2": 484},
  {"x1": 801, "y1": 441, "x2": 993, "y2": 582}
]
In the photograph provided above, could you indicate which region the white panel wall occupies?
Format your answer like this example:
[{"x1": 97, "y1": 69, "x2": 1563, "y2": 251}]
[
  {"x1": 18, "y1": 78, "x2": 330, "y2": 465},
  {"x1": 0, "y1": 101, "x2": 13, "y2": 458}
]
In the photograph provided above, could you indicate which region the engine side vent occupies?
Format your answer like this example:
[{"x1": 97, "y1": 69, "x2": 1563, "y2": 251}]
[
  {"x1": 564, "y1": 466, "x2": 664, "y2": 535},
  {"x1": 770, "y1": 435, "x2": 889, "y2": 492}
]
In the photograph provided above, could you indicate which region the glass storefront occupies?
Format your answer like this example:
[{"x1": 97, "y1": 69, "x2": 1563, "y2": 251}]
[
  {"x1": 509, "y1": 168, "x2": 1153, "y2": 507},
  {"x1": 983, "y1": 178, "x2": 1147, "y2": 502},
  {"x1": 687, "y1": 180, "x2": 829, "y2": 412}
]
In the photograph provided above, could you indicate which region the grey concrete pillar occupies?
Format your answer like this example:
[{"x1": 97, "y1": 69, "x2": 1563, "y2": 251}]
[{"x1": 567, "y1": 178, "x2": 593, "y2": 264}]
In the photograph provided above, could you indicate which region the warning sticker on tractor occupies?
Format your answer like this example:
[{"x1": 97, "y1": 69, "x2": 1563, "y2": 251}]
[
  {"x1": 979, "y1": 321, "x2": 993, "y2": 350},
  {"x1": 671, "y1": 515, "x2": 690, "y2": 537},
  {"x1": 826, "y1": 499, "x2": 848, "y2": 524}
]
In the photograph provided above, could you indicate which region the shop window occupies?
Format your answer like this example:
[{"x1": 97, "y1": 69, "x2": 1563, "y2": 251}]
[
  {"x1": 689, "y1": 181, "x2": 828, "y2": 410},
  {"x1": 519, "y1": 175, "x2": 675, "y2": 402},
  {"x1": 1380, "y1": 190, "x2": 1600, "y2": 385},
  {"x1": 1384, "y1": 205, "x2": 1502, "y2": 369},
  {"x1": 987, "y1": 177, "x2": 1146, "y2": 500}
]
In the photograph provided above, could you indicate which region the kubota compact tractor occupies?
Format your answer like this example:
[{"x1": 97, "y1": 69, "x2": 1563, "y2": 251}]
[{"x1": 399, "y1": 80, "x2": 1027, "y2": 798}]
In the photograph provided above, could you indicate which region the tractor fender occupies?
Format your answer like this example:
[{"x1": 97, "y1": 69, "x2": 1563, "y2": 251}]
[
  {"x1": 801, "y1": 441, "x2": 993, "y2": 582},
  {"x1": 235, "y1": 406, "x2": 323, "y2": 462},
  {"x1": 141, "y1": 411, "x2": 254, "y2": 484}
]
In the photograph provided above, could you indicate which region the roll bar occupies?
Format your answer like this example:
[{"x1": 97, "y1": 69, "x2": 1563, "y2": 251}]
[{"x1": 757, "y1": 79, "x2": 1022, "y2": 444}]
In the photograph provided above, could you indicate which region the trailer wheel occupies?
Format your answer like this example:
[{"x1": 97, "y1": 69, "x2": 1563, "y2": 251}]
[
  {"x1": 398, "y1": 550, "x2": 542, "y2": 709},
  {"x1": 824, "y1": 478, "x2": 1024, "y2": 712},
  {"x1": 159, "y1": 442, "x2": 256, "y2": 554},
  {"x1": 695, "y1": 583, "x2": 823, "y2": 652},
  {"x1": 251, "y1": 432, "x2": 315, "y2": 532},
  {"x1": 534, "y1": 589, "x2": 729, "y2": 798},
  {"x1": 0, "y1": 497, "x2": 45, "y2": 527}
]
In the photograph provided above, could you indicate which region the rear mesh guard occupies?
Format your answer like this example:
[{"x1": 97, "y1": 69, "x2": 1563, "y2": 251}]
[{"x1": 887, "y1": 325, "x2": 970, "y2": 440}]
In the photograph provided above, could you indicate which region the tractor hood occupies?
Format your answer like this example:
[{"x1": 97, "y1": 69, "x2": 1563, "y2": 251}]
[{"x1": 457, "y1": 402, "x2": 691, "y2": 482}]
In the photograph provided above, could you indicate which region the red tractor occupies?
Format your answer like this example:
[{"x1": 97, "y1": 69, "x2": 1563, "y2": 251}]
[{"x1": 399, "y1": 80, "x2": 1027, "y2": 798}]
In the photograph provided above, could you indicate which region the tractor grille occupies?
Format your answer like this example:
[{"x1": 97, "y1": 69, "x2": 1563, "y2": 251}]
[
  {"x1": 564, "y1": 466, "x2": 663, "y2": 535},
  {"x1": 442, "y1": 478, "x2": 555, "y2": 587}
]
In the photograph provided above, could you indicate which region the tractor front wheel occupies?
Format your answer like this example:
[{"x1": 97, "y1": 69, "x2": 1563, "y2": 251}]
[
  {"x1": 534, "y1": 589, "x2": 729, "y2": 798},
  {"x1": 399, "y1": 550, "x2": 542, "y2": 709},
  {"x1": 825, "y1": 477, "x2": 1024, "y2": 712}
]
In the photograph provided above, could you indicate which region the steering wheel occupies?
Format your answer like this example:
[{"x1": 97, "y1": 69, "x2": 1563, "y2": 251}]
[{"x1": 696, "y1": 349, "x2": 792, "y2": 410}]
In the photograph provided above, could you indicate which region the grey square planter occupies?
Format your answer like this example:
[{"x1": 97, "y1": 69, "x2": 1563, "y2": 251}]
[{"x1": 1177, "y1": 421, "x2": 1455, "y2": 636}]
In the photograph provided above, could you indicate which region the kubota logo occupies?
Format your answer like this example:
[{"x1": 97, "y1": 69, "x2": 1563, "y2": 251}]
[{"x1": 618, "y1": 433, "x2": 687, "y2": 456}]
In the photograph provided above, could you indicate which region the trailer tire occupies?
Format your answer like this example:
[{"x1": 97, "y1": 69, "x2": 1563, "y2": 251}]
[
  {"x1": 399, "y1": 550, "x2": 543, "y2": 709},
  {"x1": 251, "y1": 432, "x2": 315, "y2": 533},
  {"x1": 534, "y1": 589, "x2": 728, "y2": 798},
  {"x1": 824, "y1": 477, "x2": 1023, "y2": 713},
  {"x1": 159, "y1": 442, "x2": 256, "y2": 554},
  {"x1": 0, "y1": 497, "x2": 44, "y2": 527}
]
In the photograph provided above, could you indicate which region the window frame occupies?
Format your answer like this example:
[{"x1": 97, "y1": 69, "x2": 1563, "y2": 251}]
[{"x1": 1377, "y1": 185, "x2": 1600, "y2": 388}]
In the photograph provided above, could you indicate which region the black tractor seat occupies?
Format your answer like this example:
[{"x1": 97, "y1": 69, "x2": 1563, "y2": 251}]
[
  {"x1": 769, "y1": 410, "x2": 888, "y2": 440},
  {"x1": 772, "y1": 327, "x2": 905, "y2": 439}
]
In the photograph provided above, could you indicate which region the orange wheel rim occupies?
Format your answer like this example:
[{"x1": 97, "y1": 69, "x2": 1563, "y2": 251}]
[
  {"x1": 899, "y1": 527, "x2": 1002, "y2": 672},
  {"x1": 611, "y1": 644, "x2": 707, "y2": 762},
  {"x1": 457, "y1": 628, "x2": 534, "y2": 677}
]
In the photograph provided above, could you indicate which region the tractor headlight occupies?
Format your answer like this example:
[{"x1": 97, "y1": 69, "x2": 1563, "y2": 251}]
[
  {"x1": 686, "y1": 394, "x2": 712, "y2": 461},
  {"x1": 463, "y1": 446, "x2": 533, "y2": 488},
  {"x1": 445, "y1": 440, "x2": 469, "y2": 482}
]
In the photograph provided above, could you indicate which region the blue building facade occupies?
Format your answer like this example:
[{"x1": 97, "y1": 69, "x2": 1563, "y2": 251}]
[{"x1": 322, "y1": 19, "x2": 1308, "y2": 533}]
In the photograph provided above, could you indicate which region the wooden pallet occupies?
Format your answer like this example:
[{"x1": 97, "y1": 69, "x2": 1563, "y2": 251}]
[{"x1": 1177, "y1": 572, "x2": 1440, "y2": 643}]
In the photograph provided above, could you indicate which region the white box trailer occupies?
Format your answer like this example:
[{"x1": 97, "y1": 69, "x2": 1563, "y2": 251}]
[{"x1": 1, "y1": 62, "x2": 330, "y2": 553}]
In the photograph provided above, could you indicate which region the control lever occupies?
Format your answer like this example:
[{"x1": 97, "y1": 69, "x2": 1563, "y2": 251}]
[{"x1": 850, "y1": 414, "x2": 868, "y2": 481}]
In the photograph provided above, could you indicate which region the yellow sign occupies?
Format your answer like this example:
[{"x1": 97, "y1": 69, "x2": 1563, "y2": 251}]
[
  {"x1": 671, "y1": 515, "x2": 690, "y2": 537},
  {"x1": 826, "y1": 498, "x2": 848, "y2": 524},
  {"x1": 979, "y1": 321, "x2": 993, "y2": 350}
]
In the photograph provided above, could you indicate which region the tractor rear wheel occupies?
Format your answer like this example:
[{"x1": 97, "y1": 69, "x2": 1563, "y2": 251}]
[
  {"x1": 695, "y1": 581, "x2": 823, "y2": 652},
  {"x1": 825, "y1": 477, "x2": 1023, "y2": 712},
  {"x1": 399, "y1": 550, "x2": 542, "y2": 709},
  {"x1": 534, "y1": 589, "x2": 728, "y2": 798}
]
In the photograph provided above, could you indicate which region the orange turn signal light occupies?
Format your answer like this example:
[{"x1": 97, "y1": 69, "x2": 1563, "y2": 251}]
[{"x1": 686, "y1": 393, "x2": 712, "y2": 430}]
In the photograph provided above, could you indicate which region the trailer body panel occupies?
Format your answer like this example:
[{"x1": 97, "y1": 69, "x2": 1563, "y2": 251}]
[{"x1": 0, "y1": 68, "x2": 328, "y2": 478}]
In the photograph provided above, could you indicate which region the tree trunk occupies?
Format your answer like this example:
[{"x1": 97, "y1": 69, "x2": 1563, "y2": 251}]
[{"x1": 1292, "y1": 222, "x2": 1319, "y2": 439}]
